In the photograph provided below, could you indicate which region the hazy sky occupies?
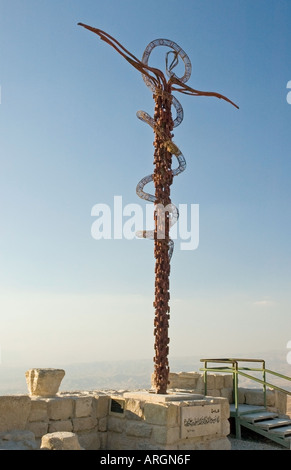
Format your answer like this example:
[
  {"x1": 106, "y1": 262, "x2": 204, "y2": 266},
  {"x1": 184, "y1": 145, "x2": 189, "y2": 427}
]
[{"x1": 0, "y1": 0, "x2": 291, "y2": 371}]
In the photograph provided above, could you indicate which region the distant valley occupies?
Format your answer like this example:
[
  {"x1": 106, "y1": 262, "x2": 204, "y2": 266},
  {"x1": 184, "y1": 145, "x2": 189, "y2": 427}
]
[{"x1": 1, "y1": 350, "x2": 290, "y2": 395}]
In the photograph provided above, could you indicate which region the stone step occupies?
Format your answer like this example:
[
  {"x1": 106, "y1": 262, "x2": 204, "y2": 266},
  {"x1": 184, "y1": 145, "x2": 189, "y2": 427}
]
[
  {"x1": 240, "y1": 411, "x2": 278, "y2": 423},
  {"x1": 229, "y1": 404, "x2": 266, "y2": 415},
  {"x1": 269, "y1": 425, "x2": 291, "y2": 437},
  {"x1": 254, "y1": 418, "x2": 291, "y2": 430}
]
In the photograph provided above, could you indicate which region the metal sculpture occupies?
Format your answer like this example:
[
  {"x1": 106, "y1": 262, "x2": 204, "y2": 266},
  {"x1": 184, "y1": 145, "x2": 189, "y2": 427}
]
[{"x1": 78, "y1": 24, "x2": 238, "y2": 394}]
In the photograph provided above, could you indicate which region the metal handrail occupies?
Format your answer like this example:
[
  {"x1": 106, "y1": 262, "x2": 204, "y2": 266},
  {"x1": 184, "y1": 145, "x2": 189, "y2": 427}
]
[
  {"x1": 265, "y1": 368, "x2": 291, "y2": 382},
  {"x1": 200, "y1": 358, "x2": 265, "y2": 363},
  {"x1": 199, "y1": 358, "x2": 291, "y2": 439},
  {"x1": 199, "y1": 358, "x2": 291, "y2": 443},
  {"x1": 200, "y1": 358, "x2": 291, "y2": 393}
]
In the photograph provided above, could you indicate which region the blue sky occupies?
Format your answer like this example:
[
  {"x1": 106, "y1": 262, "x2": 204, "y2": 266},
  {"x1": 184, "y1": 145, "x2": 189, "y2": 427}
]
[{"x1": 0, "y1": 0, "x2": 291, "y2": 371}]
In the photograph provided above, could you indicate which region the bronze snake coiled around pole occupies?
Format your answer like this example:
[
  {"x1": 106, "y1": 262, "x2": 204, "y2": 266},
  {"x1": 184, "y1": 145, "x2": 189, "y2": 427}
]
[{"x1": 135, "y1": 39, "x2": 190, "y2": 259}]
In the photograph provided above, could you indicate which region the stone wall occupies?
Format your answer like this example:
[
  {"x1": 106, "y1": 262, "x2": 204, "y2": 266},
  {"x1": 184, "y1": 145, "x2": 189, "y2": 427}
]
[
  {"x1": 238, "y1": 388, "x2": 291, "y2": 417},
  {"x1": 274, "y1": 390, "x2": 291, "y2": 417},
  {"x1": 0, "y1": 392, "x2": 109, "y2": 450},
  {"x1": 167, "y1": 371, "x2": 291, "y2": 418},
  {"x1": 0, "y1": 390, "x2": 230, "y2": 450},
  {"x1": 166, "y1": 372, "x2": 233, "y2": 403},
  {"x1": 107, "y1": 392, "x2": 230, "y2": 450}
]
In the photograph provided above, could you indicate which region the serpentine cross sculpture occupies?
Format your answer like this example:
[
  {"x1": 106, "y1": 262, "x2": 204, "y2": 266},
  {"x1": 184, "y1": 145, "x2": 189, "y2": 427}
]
[{"x1": 78, "y1": 23, "x2": 238, "y2": 394}]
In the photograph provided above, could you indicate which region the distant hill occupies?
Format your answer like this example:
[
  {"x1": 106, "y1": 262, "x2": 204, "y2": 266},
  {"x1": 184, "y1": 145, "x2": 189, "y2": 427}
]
[{"x1": 0, "y1": 350, "x2": 290, "y2": 395}]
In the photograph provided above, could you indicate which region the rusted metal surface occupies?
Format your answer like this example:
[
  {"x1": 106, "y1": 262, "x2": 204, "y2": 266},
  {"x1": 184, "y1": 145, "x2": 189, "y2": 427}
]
[
  {"x1": 78, "y1": 23, "x2": 238, "y2": 394},
  {"x1": 152, "y1": 86, "x2": 173, "y2": 393}
]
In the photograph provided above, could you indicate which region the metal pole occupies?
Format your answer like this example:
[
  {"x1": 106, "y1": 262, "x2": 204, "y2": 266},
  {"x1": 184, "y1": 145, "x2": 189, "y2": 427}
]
[
  {"x1": 263, "y1": 360, "x2": 267, "y2": 408},
  {"x1": 234, "y1": 361, "x2": 241, "y2": 439},
  {"x1": 204, "y1": 361, "x2": 208, "y2": 395},
  {"x1": 152, "y1": 86, "x2": 173, "y2": 394}
]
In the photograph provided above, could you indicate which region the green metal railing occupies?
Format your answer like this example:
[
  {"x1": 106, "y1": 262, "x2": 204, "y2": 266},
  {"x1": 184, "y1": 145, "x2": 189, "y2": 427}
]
[{"x1": 199, "y1": 358, "x2": 291, "y2": 440}]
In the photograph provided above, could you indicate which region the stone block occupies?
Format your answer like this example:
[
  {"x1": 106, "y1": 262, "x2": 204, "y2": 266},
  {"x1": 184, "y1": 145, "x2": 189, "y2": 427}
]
[
  {"x1": 214, "y1": 375, "x2": 225, "y2": 389},
  {"x1": 151, "y1": 425, "x2": 180, "y2": 445},
  {"x1": 99, "y1": 431, "x2": 107, "y2": 450},
  {"x1": 175, "y1": 372, "x2": 200, "y2": 390},
  {"x1": 243, "y1": 388, "x2": 274, "y2": 407},
  {"x1": 177, "y1": 380, "x2": 198, "y2": 390},
  {"x1": 206, "y1": 389, "x2": 221, "y2": 398},
  {"x1": 196, "y1": 376, "x2": 205, "y2": 393},
  {"x1": 98, "y1": 417, "x2": 107, "y2": 432},
  {"x1": 199, "y1": 374, "x2": 227, "y2": 394},
  {"x1": 220, "y1": 398, "x2": 230, "y2": 420},
  {"x1": 267, "y1": 406, "x2": 278, "y2": 414},
  {"x1": 167, "y1": 372, "x2": 202, "y2": 390},
  {"x1": 29, "y1": 399, "x2": 48, "y2": 422},
  {"x1": 47, "y1": 398, "x2": 73, "y2": 420},
  {"x1": 274, "y1": 390, "x2": 291, "y2": 416},
  {"x1": 26, "y1": 421, "x2": 48, "y2": 438},
  {"x1": 72, "y1": 417, "x2": 97, "y2": 432},
  {"x1": 78, "y1": 432, "x2": 101, "y2": 450},
  {"x1": 107, "y1": 416, "x2": 124, "y2": 433},
  {"x1": 74, "y1": 397, "x2": 93, "y2": 418},
  {"x1": 221, "y1": 388, "x2": 233, "y2": 403},
  {"x1": 0, "y1": 430, "x2": 37, "y2": 450},
  {"x1": 144, "y1": 403, "x2": 178, "y2": 427},
  {"x1": 107, "y1": 432, "x2": 137, "y2": 451},
  {"x1": 95, "y1": 395, "x2": 110, "y2": 419},
  {"x1": 245, "y1": 389, "x2": 264, "y2": 406},
  {"x1": 0, "y1": 395, "x2": 31, "y2": 432},
  {"x1": 266, "y1": 390, "x2": 275, "y2": 407},
  {"x1": 125, "y1": 421, "x2": 152, "y2": 438},
  {"x1": 205, "y1": 374, "x2": 215, "y2": 389},
  {"x1": 223, "y1": 375, "x2": 233, "y2": 388},
  {"x1": 25, "y1": 369, "x2": 65, "y2": 397},
  {"x1": 179, "y1": 372, "x2": 200, "y2": 379},
  {"x1": 168, "y1": 373, "x2": 179, "y2": 389},
  {"x1": 48, "y1": 420, "x2": 73, "y2": 433},
  {"x1": 40, "y1": 431, "x2": 82, "y2": 450},
  {"x1": 221, "y1": 419, "x2": 230, "y2": 437},
  {"x1": 125, "y1": 398, "x2": 144, "y2": 420},
  {"x1": 206, "y1": 396, "x2": 230, "y2": 419},
  {"x1": 135, "y1": 440, "x2": 160, "y2": 450},
  {"x1": 238, "y1": 388, "x2": 246, "y2": 404}
]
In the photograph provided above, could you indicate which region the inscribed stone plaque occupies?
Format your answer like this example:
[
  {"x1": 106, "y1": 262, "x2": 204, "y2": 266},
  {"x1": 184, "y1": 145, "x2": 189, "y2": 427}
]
[{"x1": 181, "y1": 404, "x2": 221, "y2": 438}]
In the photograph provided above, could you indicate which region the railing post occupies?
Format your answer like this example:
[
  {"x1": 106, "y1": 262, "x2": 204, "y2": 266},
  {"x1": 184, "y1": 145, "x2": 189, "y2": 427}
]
[
  {"x1": 203, "y1": 361, "x2": 208, "y2": 395},
  {"x1": 234, "y1": 361, "x2": 241, "y2": 439},
  {"x1": 263, "y1": 360, "x2": 267, "y2": 408},
  {"x1": 232, "y1": 362, "x2": 236, "y2": 404}
]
